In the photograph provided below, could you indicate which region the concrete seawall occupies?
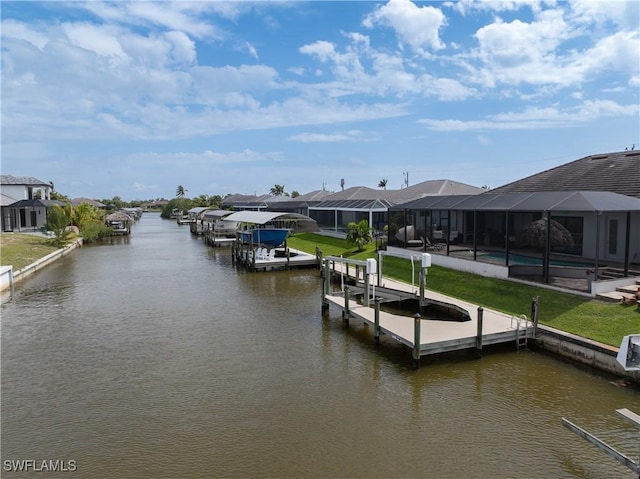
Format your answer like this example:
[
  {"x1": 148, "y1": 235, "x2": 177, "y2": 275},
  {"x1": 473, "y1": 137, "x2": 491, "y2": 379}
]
[
  {"x1": 1, "y1": 238, "x2": 83, "y2": 292},
  {"x1": 534, "y1": 325, "x2": 639, "y2": 383}
]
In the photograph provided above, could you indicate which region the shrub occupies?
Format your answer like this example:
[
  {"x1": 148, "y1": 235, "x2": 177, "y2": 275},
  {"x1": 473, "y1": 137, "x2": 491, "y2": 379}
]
[{"x1": 80, "y1": 220, "x2": 114, "y2": 243}]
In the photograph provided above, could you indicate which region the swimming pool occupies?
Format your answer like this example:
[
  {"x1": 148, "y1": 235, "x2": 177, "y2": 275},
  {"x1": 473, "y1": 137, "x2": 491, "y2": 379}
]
[{"x1": 476, "y1": 251, "x2": 592, "y2": 267}]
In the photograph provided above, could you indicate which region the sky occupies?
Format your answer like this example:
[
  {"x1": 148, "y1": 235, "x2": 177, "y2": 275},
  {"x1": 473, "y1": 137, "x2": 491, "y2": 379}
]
[{"x1": 1, "y1": 0, "x2": 639, "y2": 201}]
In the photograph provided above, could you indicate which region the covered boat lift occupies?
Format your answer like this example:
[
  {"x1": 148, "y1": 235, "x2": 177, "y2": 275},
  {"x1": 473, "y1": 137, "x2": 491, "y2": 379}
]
[{"x1": 223, "y1": 210, "x2": 320, "y2": 234}]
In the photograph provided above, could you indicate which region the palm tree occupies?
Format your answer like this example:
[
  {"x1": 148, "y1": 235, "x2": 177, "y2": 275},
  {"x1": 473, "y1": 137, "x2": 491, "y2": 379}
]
[
  {"x1": 176, "y1": 185, "x2": 186, "y2": 198},
  {"x1": 270, "y1": 184, "x2": 285, "y2": 196},
  {"x1": 378, "y1": 179, "x2": 388, "y2": 189},
  {"x1": 346, "y1": 219, "x2": 373, "y2": 252}
]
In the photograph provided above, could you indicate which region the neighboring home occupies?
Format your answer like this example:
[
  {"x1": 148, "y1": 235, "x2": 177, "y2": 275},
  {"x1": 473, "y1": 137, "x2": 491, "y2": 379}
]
[
  {"x1": 222, "y1": 190, "x2": 334, "y2": 217},
  {"x1": 70, "y1": 197, "x2": 107, "y2": 209},
  {"x1": 221, "y1": 193, "x2": 272, "y2": 211},
  {"x1": 389, "y1": 150, "x2": 640, "y2": 292},
  {"x1": 0, "y1": 175, "x2": 57, "y2": 232},
  {"x1": 140, "y1": 200, "x2": 169, "y2": 210},
  {"x1": 265, "y1": 190, "x2": 333, "y2": 216},
  {"x1": 307, "y1": 179, "x2": 485, "y2": 233}
]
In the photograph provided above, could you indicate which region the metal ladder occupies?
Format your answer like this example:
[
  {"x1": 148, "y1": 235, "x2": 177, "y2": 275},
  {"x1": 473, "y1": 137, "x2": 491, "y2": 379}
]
[{"x1": 511, "y1": 314, "x2": 530, "y2": 350}]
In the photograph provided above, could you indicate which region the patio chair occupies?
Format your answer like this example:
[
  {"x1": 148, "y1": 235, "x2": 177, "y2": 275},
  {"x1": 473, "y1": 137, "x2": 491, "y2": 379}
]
[{"x1": 424, "y1": 237, "x2": 445, "y2": 251}]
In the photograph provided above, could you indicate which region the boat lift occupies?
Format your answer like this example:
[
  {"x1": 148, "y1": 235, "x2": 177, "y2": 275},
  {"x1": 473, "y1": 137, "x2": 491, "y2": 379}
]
[
  {"x1": 561, "y1": 334, "x2": 640, "y2": 476},
  {"x1": 562, "y1": 408, "x2": 640, "y2": 477}
]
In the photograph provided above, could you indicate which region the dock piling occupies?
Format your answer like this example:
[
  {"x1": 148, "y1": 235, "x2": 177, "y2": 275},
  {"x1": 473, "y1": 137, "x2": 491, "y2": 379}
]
[
  {"x1": 412, "y1": 313, "x2": 421, "y2": 369},
  {"x1": 343, "y1": 286, "x2": 350, "y2": 323},
  {"x1": 322, "y1": 259, "x2": 331, "y2": 314},
  {"x1": 476, "y1": 306, "x2": 484, "y2": 358},
  {"x1": 531, "y1": 296, "x2": 540, "y2": 338},
  {"x1": 374, "y1": 297, "x2": 381, "y2": 347}
]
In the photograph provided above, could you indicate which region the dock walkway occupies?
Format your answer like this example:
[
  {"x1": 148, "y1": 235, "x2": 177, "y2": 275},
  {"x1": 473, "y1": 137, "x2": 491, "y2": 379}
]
[{"x1": 324, "y1": 263, "x2": 534, "y2": 367}]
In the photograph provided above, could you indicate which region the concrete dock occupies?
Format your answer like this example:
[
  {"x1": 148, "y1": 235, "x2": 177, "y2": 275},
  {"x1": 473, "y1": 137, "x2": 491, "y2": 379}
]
[{"x1": 323, "y1": 262, "x2": 534, "y2": 368}]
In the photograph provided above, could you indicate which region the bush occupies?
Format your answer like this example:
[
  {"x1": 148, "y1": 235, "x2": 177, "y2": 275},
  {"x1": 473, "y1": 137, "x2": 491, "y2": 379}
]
[
  {"x1": 46, "y1": 205, "x2": 72, "y2": 247},
  {"x1": 81, "y1": 220, "x2": 114, "y2": 243}
]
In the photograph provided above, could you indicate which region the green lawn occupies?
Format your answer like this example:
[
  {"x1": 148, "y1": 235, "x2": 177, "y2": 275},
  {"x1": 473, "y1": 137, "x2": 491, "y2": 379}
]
[
  {"x1": 288, "y1": 233, "x2": 640, "y2": 347},
  {"x1": 0, "y1": 233, "x2": 59, "y2": 271}
]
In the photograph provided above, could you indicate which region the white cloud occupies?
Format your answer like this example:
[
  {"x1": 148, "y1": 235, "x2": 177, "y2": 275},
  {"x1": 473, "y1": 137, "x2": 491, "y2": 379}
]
[
  {"x1": 288, "y1": 130, "x2": 376, "y2": 143},
  {"x1": 62, "y1": 22, "x2": 128, "y2": 59},
  {"x1": 446, "y1": 0, "x2": 550, "y2": 16},
  {"x1": 245, "y1": 42, "x2": 259, "y2": 59},
  {"x1": 568, "y1": 0, "x2": 639, "y2": 29},
  {"x1": 419, "y1": 99, "x2": 639, "y2": 131},
  {"x1": 363, "y1": 0, "x2": 446, "y2": 52},
  {"x1": 299, "y1": 40, "x2": 337, "y2": 61},
  {"x1": 79, "y1": 2, "x2": 226, "y2": 40},
  {"x1": 1, "y1": 19, "x2": 49, "y2": 49}
]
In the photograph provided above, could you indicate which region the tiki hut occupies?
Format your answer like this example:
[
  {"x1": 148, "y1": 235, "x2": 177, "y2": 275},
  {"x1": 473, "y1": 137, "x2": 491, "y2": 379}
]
[{"x1": 515, "y1": 218, "x2": 574, "y2": 248}]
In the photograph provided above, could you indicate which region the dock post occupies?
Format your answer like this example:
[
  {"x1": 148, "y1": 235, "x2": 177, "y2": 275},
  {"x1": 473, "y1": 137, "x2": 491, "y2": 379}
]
[
  {"x1": 412, "y1": 313, "x2": 421, "y2": 369},
  {"x1": 322, "y1": 259, "x2": 330, "y2": 314},
  {"x1": 374, "y1": 297, "x2": 381, "y2": 347},
  {"x1": 343, "y1": 286, "x2": 350, "y2": 324},
  {"x1": 531, "y1": 296, "x2": 539, "y2": 338},
  {"x1": 476, "y1": 306, "x2": 484, "y2": 358}
]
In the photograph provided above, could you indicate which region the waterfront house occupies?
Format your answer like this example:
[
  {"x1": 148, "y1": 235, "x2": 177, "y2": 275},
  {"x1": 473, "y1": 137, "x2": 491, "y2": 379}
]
[
  {"x1": 389, "y1": 151, "x2": 640, "y2": 294},
  {"x1": 307, "y1": 179, "x2": 484, "y2": 235},
  {"x1": 1, "y1": 175, "x2": 56, "y2": 232}
]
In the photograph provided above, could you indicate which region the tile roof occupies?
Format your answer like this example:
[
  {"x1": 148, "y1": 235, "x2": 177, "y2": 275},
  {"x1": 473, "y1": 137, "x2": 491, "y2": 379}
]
[
  {"x1": 0, "y1": 175, "x2": 51, "y2": 187},
  {"x1": 491, "y1": 150, "x2": 640, "y2": 198}
]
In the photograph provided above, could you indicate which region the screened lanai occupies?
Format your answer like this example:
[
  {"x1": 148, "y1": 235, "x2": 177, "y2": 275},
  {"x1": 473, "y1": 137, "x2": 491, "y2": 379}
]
[
  {"x1": 307, "y1": 198, "x2": 393, "y2": 234},
  {"x1": 389, "y1": 190, "x2": 640, "y2": 287}
]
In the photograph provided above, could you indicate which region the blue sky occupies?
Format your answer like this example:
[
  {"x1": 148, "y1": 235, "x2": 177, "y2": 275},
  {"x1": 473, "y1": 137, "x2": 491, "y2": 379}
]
[{"x1": 2, "y1": 0, "x2": 639, "y2": 201}]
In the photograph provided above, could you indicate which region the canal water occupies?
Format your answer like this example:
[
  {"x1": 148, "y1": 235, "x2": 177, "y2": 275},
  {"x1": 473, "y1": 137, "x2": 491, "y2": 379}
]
[{"x1": 2, "y1": 213, "x2": 639, "y2": 478}]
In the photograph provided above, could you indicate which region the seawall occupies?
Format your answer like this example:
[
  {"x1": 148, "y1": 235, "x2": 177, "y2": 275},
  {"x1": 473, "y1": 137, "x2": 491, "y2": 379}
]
[
  {"x1": 1, "y1": 238, "x2": 83, "y2": 292},
  {"x1": 534, "y1": 325, "x2": 639, "y2": 383}
]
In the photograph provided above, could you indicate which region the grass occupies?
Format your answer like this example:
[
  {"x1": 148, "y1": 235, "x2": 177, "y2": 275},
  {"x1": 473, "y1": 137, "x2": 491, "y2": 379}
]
[
  {"x1": 288, "y1": 233, "x2": 640, "y2": 347},
  {"x1": 0, "y1": 233, "x2": 59, "y2": 271}
]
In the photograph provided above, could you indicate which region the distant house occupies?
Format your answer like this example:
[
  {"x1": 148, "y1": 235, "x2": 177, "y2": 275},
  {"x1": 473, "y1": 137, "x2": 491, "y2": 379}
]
[
  {"x1": 265, "y1": 190, "x2": 333, "y2": 216},
  {"x1": 140, "y1": 200, "x2": 169, "y2": 210},
  {"x1": 222, "y1": 190, "x2": 333, "y2": 216},
  {"x1": 0, "y1": 175, "x2": 58, "y2": 232},
  {"x1": 307, "y1": 179, "x2": 485, "y2": 233},
  {"x1": 221, "y1": 193, "x2": 272, "y2": 211},
  {"x1": 70, "y1": 198, "x2": 107, "y2": 209}
]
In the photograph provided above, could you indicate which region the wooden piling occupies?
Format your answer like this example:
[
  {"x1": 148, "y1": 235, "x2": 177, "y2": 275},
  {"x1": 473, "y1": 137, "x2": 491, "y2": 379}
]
[
  {"x1": 531, "y1": 296, "x2": 540, "y2": 338},
  {"x1": 374, "y1": 297, "x2": 381, "y2": 347},
  {"x1": 343, "y1": 286, "x2": 350, "y2": 323},
  {"x1": 322, "y1": 259, "x2": 330, "y2": 314},
  {"x1": 412, "y1": 313, "x2": 421, "y2": 369},
  {"x1": 476, "y1": 306, "x2": 484, "y2": 358}
]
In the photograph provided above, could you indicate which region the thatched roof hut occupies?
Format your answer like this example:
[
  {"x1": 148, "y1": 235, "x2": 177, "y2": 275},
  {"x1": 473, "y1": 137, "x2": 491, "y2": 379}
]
[{"x1": 515, "y1": 218, "x2": 574, "y2": 248}]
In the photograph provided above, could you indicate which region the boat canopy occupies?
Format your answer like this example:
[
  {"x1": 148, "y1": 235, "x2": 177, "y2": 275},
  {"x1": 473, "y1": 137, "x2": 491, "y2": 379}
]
[
  {"x1": 224, "y1": 211, "x2": 320, "y2": 232},
  {"x1": 224, "y1": 211, "x2": 309, "y2": 224},
  {"x1": 202, "y1": 210, "x2": 235, "y2": 221}
]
